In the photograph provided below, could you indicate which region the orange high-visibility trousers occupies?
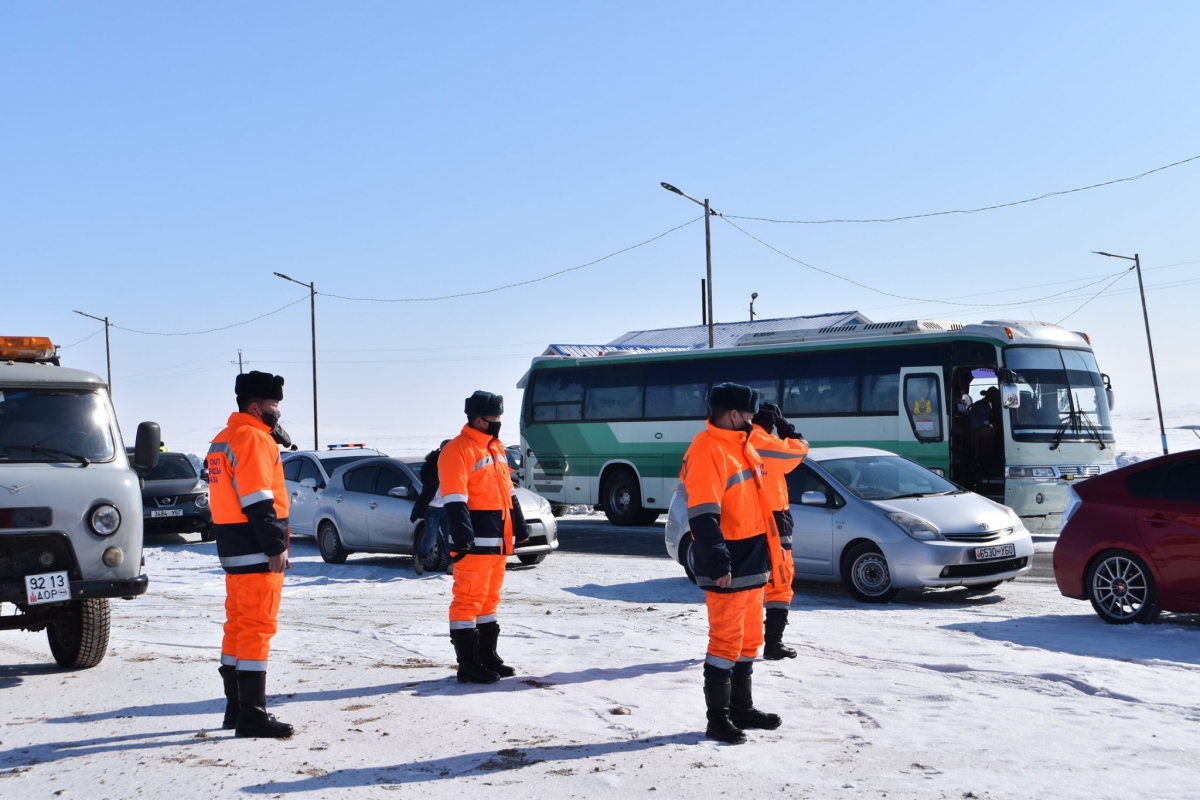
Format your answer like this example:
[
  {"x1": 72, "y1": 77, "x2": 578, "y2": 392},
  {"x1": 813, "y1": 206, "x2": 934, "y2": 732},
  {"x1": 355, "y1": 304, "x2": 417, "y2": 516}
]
[
  {"x1": 764, "y1": 549, "x2": 795, "y2": 608},
  {"x1": 704, "y1": 586, "x2": 765, "y2": 669},
  {"x1": 221, "y1": 572, "x2": 284, "y2": 671},
  {"x1": 448, "y1": 553, "x2": 507, "y2": 629}
]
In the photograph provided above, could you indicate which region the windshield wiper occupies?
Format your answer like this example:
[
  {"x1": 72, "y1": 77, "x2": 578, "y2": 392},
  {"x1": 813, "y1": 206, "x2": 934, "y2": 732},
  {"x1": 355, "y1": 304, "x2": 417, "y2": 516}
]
[
  {"x1": 881, "y1": 491, "x2": 953, "y2": 500},
  {"x1": 1049, "y1": 410, "x2": 1107, "y2": 451},
  {"x1": 1, "y1": 444, "x2": 91, "y2": 466}
]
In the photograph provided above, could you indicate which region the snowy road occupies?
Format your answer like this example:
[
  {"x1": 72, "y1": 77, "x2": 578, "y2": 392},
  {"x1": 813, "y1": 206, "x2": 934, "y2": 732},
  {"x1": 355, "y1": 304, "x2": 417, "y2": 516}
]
[{"x1": 2, "y1": 532, "x2": 1198, "y2": 799}]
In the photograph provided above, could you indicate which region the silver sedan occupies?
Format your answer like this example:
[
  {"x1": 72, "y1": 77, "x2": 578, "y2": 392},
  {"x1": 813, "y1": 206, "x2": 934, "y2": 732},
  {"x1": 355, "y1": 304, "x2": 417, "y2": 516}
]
[
  {"x1": 665, "y1": 447, "x2": 1033, "y2": 603},
  {"x1": 313, "y1": 456, "x2": 558, "y2": 570}
]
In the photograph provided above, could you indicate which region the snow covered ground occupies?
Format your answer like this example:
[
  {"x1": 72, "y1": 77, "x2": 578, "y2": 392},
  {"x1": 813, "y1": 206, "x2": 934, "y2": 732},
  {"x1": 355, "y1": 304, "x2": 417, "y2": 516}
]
[{"x1": 3, "y1": 534, "x2": 1199, "y2": 799}]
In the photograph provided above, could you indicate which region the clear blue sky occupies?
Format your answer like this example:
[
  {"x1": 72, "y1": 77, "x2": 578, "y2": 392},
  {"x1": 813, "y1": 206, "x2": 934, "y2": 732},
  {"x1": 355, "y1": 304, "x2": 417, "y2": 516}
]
[{"x1": 3, "y1": 2, "x2": 1198, "y2": 455}]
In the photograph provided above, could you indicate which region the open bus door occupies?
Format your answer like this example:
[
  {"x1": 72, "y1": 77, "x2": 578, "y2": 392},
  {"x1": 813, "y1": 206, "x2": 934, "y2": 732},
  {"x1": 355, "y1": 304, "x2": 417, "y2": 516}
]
[
  {"x1": 898, "y1": 367, "x2": 950, "y2": 474},
  {"x1": 948, "y1": 366, "x2": 1004, "y2": 500}
]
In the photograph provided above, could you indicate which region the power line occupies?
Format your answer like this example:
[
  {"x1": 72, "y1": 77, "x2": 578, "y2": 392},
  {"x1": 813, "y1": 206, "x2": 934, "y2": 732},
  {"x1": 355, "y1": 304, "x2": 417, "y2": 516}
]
[
  {"x1": 1056, "y1": 267, "x2": 1137, "y2": 324},
  {"x1": 58, "y1": 327, "x2": 106, "y2": 350},
  {"x1": 111, "y1": 296, "x2": 308, "y2": 336},
  {"x1": 321, "y1": 216, "x2": 703, "y2": 303},
  {"x1": 719, "y1": 215, "x2": 1129, "y2": 307},
  {"x1": 724, "y1": 154, "x2": 1200, "y2": 225}
]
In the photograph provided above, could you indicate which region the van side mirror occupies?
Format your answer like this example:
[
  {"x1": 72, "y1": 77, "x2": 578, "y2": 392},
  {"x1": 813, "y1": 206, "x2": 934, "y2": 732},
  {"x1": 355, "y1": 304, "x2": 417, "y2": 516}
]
[
  {"x1": 388, "y1": 486, "x2": 410, "y2": 498},
  {"x1": 132, "y1": 422, "x2": 161, "y2": 475},
  {"x1": 1000, "y1": 383, "x2": 1021, "y2": 409}
]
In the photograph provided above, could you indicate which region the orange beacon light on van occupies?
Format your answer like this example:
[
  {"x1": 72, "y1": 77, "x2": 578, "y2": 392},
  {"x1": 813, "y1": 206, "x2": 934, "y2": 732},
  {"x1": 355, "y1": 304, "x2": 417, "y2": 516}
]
[{"x1": 0, "y1": 336, "x2": 58, "y2": 362}]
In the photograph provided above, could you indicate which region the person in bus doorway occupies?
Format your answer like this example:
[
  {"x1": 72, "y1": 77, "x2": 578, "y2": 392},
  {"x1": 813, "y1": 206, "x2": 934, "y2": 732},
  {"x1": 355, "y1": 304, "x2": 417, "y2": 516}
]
[
  {"x1": 410, "y1": 439, "x2": 452, "y2": 576},
  {"x1": 207, "y1": 371, "x2": 293, "y2": 738},
  {"x1": 748, "y1": 402, "x2": 809, "y2": 660},
  {"x1": 681, "y1": 383, "x2": 783, "y2": 744},
  {"x1": 441, "y1": 391, "x2": 530, "y2": 683}
]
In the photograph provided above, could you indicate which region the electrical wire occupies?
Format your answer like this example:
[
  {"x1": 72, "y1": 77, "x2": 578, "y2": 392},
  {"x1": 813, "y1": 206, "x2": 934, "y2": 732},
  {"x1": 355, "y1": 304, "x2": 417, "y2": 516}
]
[
  {"x1": 321, "y1": 216, "x2": 703, "y2": 303},
  {"x1": 719, "y1": 214, "x2": 1129, "y2": 307},
  {"x1": 1056, "y1": 268, "x2": 1137, "y2": 324},
  {"x1": 111, "y1": 296, "x2": 308, "y2": 337},
  {"x1": 723, "y1": 154, "x2": 1200, "y2": 224},
  {"x1": 58, "y1": 328, "x2": 106, "y2": 350}
]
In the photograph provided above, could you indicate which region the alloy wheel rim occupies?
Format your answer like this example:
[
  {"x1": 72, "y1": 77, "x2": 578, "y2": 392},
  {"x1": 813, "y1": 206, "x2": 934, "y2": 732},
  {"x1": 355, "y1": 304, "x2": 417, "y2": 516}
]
[
  {"x1": 853, "y1": 553, "x2": 891, "y2": 595},
  {"x1": 1093, "y1": 556, "x2": 1148, "y2": 619}
]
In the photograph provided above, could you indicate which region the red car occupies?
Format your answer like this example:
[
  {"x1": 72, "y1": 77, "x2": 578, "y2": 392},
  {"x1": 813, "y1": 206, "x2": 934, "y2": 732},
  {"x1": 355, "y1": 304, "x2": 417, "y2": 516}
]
[{"x1": 1054, "y1": 450, "x2": 1200, "y2": 624}]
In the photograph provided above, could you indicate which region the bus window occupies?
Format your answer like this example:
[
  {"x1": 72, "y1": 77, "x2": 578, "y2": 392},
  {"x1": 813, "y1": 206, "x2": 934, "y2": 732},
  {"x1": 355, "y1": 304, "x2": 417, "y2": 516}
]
[
  {"x1": 585, "y1": 384, "x2": 643, "y2": 419},
  {"x1": 861, "y1": 373, "x2": 900, "y2": 413},
  {"x1": 904, "y1": 374, "x2": 943, "y2": 442},
  {"x1": 532, "y1": 369, "x2": 584, "y2": 422},
  {"x1": 646, "y1": 382, "x2": 708, "y2": 419},
  {"x1": 783, "y1": 375, "x2": 859, "y2": 416}
]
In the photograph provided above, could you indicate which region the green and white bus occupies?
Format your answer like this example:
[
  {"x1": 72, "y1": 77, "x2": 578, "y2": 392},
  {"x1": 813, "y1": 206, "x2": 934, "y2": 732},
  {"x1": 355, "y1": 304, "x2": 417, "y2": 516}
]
[{"x1": 518, "y1": 318, "x2": 1117, "y2": 534}]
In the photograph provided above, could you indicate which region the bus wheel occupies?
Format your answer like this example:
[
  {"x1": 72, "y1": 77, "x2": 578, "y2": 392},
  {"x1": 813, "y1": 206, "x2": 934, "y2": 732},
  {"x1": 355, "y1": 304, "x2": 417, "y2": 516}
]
[
  {"x1": 602, "y1": 468, "x2": 643, "y2": 527},
  {"x1": 47, "y1": 599, "x2": 110, "y2": 669}
]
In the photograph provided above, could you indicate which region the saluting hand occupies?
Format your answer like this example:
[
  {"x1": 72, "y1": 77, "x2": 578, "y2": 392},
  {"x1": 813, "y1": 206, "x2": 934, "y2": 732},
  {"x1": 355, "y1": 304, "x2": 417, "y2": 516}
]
[{"x1": 714, "y1": 573, "x2": 732, "y2": 589}]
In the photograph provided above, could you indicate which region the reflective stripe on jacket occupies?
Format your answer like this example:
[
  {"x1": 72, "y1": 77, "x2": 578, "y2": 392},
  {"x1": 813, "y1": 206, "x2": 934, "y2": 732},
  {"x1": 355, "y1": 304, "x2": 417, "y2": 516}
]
[
  {"x1": 207, "y1": 412, "x2": 289, "y2": 574},
  {"x1": 439, "y1": 424, "x2": 527, "y2": 556},
  {"x1": 681, "y1": 422, "x2": 777, "y2": 593}
]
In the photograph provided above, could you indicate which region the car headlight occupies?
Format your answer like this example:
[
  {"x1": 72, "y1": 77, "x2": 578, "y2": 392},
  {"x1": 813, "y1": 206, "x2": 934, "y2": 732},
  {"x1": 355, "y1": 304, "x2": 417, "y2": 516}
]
[
  {"x1": 195, "y1": 492, "x2": 210, "y2": 508},
  {"x1": 885, "y1": 511, "x2": 943, "y2": 541},
  {"x1": 89, "y1": 504, "x2": 122, "y2": 536},
  {"x1": 538, "y1": 495, "x2": 552, "y2": 514}
]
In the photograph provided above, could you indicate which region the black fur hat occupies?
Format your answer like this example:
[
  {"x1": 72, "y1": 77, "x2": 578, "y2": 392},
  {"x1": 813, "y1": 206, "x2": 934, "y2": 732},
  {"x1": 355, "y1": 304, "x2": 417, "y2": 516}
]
[
  {"x1": 465, "y1": 390, "x2": 504, "y2": 418},
  {"x1": 708, "y1": 382, "x2": 760, "y2": 414},
  {"x1": 235, "y1": 370, "x2": 284, "y2": 403}
]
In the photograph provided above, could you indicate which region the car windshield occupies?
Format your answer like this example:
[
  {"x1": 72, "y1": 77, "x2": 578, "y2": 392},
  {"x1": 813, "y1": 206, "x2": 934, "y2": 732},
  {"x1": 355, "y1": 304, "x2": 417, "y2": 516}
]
[
  {"x1": 145, "y1": 454, "x2": 197, "y2": 481},
  {"x1": 1004, "y1": 347, "x2": 1114, "y2": 443},
  {"x1": 818, "y1": 455, "x2": 960, "y2": 500},
  {"x1": 0, "y1": 389, "x2": 117, "y2": 463}
]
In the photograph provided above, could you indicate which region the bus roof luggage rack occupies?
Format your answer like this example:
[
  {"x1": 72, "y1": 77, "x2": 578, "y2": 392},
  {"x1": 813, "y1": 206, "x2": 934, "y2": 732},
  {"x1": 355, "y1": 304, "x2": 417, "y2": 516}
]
[{"x1": 735, "y1": 319, "x2": 964, "y2": 346}]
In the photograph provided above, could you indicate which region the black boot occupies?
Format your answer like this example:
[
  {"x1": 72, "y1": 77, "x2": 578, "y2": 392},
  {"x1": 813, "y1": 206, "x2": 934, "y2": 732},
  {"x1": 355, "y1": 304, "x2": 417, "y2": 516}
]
[
  {"x1": 475, "y1": 622, "x2": 516, "y2": 678},
  {"x1": 234, "y1": 671, "x2": 294, "y2": 739},
  {"x1": 451, "y1": 629, "x2": 500, "y2": 684},
  {"x1": 730, "y1": 667, "x2": 782, "y2": 731},
  {"x1": 763, "y1": 607, "x2": 797, "y2": 661},
  {"x1": 703, "y1": 669, "x2": 746, "y2": 744},
  {"x1": 218, "y1": 665, "x2": 239, "y2": 730}
]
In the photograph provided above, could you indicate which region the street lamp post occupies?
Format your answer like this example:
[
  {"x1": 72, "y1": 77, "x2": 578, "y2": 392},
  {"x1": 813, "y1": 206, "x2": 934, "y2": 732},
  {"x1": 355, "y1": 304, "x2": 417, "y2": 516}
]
[
  {"x1": 750, "y1": 292, "x2": 758, "y2": 322},
  {"x1": 273, "y1": 273, "x2": 319, "y2": 450},
  {"x1": 73, "y1": 310, "x2": 112, "y2": 392},
  {"x1": 1092, "y1": 251, "x2": 1168, "y2": 455},
  {"x1": 661, "y1": 182, "x2": 715, "y2": 348}
]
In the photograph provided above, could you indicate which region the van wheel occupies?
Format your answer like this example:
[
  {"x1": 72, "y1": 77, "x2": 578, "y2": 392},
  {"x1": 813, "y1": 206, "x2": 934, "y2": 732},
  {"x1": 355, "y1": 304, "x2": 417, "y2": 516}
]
[
  {"x1": 318, "y1": 522, "x2": 349, "y2": 564},
  {"x1": 841, "y1": 542, "x2": 900, "y2": 604},
  {"x1": 1086, "y1": 550, "x2": 1161, "y2": 624},
  {"x1": 679, "y1": 535, "x2": 698, "y2": 584},
  {"x1": 517, "y1": 552, "x2": 547, "y2": 566},
  {"x1": 200, "y1": 526, "x2": 216, "y2": 543},
  {"x1": 602, "y1": 468, "x2": 644, "y2": 527},
  {"x1": 47, "y1": 599, "x2": 110, "y2": 669}
]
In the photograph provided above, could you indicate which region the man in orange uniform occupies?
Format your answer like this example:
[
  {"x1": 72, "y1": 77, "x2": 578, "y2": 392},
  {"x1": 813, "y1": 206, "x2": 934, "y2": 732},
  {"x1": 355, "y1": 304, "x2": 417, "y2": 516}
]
[
  {"x1": 440, "y1": 391, "x2": 529, "y2": 684},
  {"x1": 682, "y1": 383, "x2": 783, "y2": 744},
  {"x1": 207, "y1": 371, "x2": 293, "y2": 738},
  {"x1": 748, "y1": 402, "x2": 809, "y2": 660}
]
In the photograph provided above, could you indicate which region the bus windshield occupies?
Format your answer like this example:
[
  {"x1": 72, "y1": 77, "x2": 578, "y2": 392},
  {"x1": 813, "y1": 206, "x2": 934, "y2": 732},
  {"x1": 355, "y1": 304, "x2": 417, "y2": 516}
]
[
  {"x1": 1003, "y1": 347, "x2": 1114, "y2": 443},
  {"x1": 0, "y1": 389, "x2": 118, "y2": 463}
]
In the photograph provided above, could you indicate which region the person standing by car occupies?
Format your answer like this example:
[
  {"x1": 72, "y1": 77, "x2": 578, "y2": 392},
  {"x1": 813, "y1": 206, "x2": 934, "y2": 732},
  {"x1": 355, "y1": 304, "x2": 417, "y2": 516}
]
[
  {"x1": 410, "y1": 439, "x2": 451, "y2": 576},
  {"x1": 748, "y1": 402, "x2": 808, "y2": 661},
  {"x1": 682, "y1": 383, "x2": 783, "y2": 744},
  {"x1": 441, "y1": 391, "x2": 529, "y2": 683},
  {"x1": 207, "y1": 371, "x2": 293, "y2": 739}
]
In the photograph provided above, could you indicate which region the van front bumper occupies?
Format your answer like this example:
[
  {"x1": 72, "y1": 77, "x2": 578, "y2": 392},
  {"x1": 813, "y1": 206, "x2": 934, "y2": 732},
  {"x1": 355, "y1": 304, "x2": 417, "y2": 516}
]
[{"x1": 0, "y1": 573, "x2": 150, "y2": 605}]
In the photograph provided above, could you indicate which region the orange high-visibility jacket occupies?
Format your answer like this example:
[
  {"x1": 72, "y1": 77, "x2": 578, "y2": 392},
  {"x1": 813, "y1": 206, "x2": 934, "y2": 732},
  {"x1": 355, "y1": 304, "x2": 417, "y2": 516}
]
[
  {"x1": 207, "y1": 412, "x2": 289, "y2": 573},
  {"x1": 681, "y1": 422, "x2": 776, "y2": 592},
  {"x1": 749, "y1": 424, "x2": 808, "y2": 550},
  {"x1": 439, "y1": 424, "x2": 528, "y2": 556}
]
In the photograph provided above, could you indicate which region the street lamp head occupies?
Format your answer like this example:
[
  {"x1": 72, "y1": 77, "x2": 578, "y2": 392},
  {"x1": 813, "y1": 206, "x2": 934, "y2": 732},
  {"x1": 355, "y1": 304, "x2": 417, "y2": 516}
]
[
  {"x1": 1091, "y1": 251, "x2": 1135, "y2": 261},
  {"x1": 660, "y1": 182, "x2": 683, "y2": 195},
  {"x1": 273, "y1": 271, "x2": 293, "y2": 281},
  {"x1": 751, "y1": 292, "x2": 758, "y2": 300}
]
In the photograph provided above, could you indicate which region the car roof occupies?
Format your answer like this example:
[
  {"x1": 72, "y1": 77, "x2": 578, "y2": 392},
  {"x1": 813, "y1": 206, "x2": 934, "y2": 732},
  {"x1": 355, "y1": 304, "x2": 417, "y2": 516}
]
[
  {"x1": 286, "y1": 448, "x2": 387, "y2": 461},
  {"x1": 325, "y1": 455, "x2": 413, "y2": 478},
  {"x1": 804, "y1": 446, "x2": 898, "y2": 462}
]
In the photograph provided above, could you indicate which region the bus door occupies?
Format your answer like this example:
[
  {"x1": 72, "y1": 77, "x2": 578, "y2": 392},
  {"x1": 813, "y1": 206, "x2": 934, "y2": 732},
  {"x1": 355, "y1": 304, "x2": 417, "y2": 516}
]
[
  {"x1": 949, "y1": 366, "x2": 1002, "y2": 497},
  {"x1": 898, "y1": 367, "x2": 949, "y2": 474}
]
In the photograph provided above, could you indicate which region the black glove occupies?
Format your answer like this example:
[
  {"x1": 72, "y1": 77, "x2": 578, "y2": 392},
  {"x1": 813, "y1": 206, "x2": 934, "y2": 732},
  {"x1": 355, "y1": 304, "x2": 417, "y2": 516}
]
[
  {"x1": 271, "y1": 424, "x2": 293, "y2": 449},
  {"x1": 774, "y1": 409, "x2": 802, "y2": 440},
  {"x1": 751, "y1": 402, "x2": 778, "y2": 431}
]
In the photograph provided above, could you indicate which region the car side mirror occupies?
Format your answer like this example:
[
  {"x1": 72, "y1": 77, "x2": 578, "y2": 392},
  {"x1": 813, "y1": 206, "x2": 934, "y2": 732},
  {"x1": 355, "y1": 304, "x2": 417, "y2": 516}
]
[
  {"x1": 1000, "y1": 383, "x2": 1021, "y2": 409},
  {"x1": 200, "y1": 468, "x2": 210, "y2": 482},
  {"x1": 132, "y1": 422, "x2": 161, "y2": 476},
  {"x1": 800, "y1": 490, "x2": 827, "y2": 506},
  {"x1": 300, "y1": 478, "x2": 317, "y2": 490},
  {"x1": 388, "y1": 486, "x2": 410, "y2": 498}
]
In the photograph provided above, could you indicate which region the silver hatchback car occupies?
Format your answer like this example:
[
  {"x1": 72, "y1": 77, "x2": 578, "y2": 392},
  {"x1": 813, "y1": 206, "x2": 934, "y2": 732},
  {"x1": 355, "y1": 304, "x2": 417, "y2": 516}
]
[{"x1": 665, "y1": 447, "x2": 1034, "y2": 603}]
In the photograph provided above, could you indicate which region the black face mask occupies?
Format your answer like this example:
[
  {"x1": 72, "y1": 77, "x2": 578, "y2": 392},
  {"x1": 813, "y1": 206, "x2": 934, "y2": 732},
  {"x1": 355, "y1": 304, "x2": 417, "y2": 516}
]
[
  {"x1": 259, "y1": 410, "x2": 280, "y2": 430},
  {"x1": 735, "y1": 413, "x2": 753, "y2": 434},
  {"x1": 484, "y1": 419, "x2": 502, "y2": 438}
]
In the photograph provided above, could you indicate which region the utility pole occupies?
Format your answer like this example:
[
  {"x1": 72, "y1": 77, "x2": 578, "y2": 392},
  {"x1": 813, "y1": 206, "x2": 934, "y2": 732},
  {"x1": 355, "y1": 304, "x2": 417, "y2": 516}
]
[
  {"x1": 231, "y1": 350, "x2": 252, "y2": 374},
  {"x1": 750, "y1": 292, "x2": 758, "y2": 321},
  {"x1": 273, "y1": 273, "x2": 319, "y2": 450},
  {"x1": 701, "y1": 279, "x2": 707, "y2": 326},
  {"x1": 1093, "y1": 251, "x2": 1168, "y2": 455},
  {"x1": 662, "y1": 183, "x2": 715, "y2": 348},
  {"x1": 72, "y1": 310, "x2": 112, "y2": 393}
]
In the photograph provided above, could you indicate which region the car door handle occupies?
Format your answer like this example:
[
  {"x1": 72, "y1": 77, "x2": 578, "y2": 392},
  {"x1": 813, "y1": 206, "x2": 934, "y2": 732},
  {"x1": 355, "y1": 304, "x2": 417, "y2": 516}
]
[
  {"x1": 336, "y1": 495, "x2": 344, "y2": 503},
  {"x1": 1144, "y1": 512, "x2": 1171, "y2": 527},
  {"x1": 368, "y1": 501, "x2": 378, "y2": 509}
]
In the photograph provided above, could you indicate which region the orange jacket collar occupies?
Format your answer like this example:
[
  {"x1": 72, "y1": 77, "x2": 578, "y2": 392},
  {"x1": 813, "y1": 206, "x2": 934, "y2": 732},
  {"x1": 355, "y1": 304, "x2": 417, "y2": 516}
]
[
  {"x1": 227, "y1": 411, "x2": 272, "y2": 433},
  {"x1": 705, "y1": 420, "x2": 749, "y2": 446},
  {"x1": 459, "y1": 422, "x2": 499, "y2": 446}
]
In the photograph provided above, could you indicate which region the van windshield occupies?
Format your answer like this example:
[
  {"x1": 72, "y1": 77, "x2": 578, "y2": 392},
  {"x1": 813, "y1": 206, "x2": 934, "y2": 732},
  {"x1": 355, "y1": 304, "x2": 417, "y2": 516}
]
[
  {"x1": 1004, "y1": 347, "x2": 1114, "y2": 444},
  {"x1": 0, "y1": 389, "x2": 117, "y2": 463}
]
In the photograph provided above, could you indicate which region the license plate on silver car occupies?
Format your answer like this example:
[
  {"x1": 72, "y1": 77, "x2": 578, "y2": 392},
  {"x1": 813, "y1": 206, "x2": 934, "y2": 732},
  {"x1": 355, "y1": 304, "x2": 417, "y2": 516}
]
[
  {"x1": 26, "y1": 571, "x2": 71, "y2": 605},
  {"x1": 150, "y1": 509, "x2": 183, "y2": 518},
  {"x1": 975, "y1": 543, "x2": 1016, "y2": 561}
]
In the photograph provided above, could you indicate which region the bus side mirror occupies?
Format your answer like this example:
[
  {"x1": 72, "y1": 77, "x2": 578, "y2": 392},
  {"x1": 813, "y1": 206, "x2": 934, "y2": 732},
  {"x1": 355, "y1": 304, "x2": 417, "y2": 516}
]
[
  {"x1": 133, "y1": 422, "x2": 161, "y2": 475},
  {"x1": 1106, "y1": 388, "x2": 1116, "y2": 411},
  {"x1": 1000, "y1": 384, "x2": 1021, "y2": 409}
]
